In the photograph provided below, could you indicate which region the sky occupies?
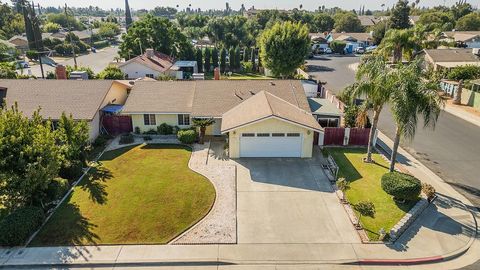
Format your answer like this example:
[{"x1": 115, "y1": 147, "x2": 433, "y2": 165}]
[{"x1": 34, "y1": 0, "x2": 471, "y2": 11}]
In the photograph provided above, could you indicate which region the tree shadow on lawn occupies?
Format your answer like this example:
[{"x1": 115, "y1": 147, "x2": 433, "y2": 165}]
[
  {"x1": 78, "y1": 165, "x2": 112, "y2": 205},
  {"x1": 305, "y1": 65, "x2": 336, "y2": 72},
  {"x1": 31, "y1": 198, "x2": 100, "y2": 246},
  {"x1": 327, "y1": 149, "x2": 363, "y2": 182}
]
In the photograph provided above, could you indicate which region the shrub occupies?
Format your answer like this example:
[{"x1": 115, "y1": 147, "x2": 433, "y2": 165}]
[
  {"x1": 353, "y1": 201, "x2": 376, "y2": 218},
  {"x1": 422, "y1": 183, "x2": 436, "y2": 200},
  {"x1": 177, "y1": 129, "x2": 196, "y2": 144},
  {"x1": 241, "y1": 62, "x2": 253, "y2": 73},
  {"x1": 26, "y1": 50, "x2": 38, "y2": 60},
  {"x1": 381, "y1": 172, "x2": 421, "y2": 201},
  {"x1": 119, "y1": 134, "x2": 134, "y2": 145},
  {"x1": 157, "y1": 123, "x2": 173, "y2": 135},
  {"x1": 59, "y1": 161, "x2": 84, "y2": 181},
  {"x1": 134, "y1": 127, "x2": 141, "y2": 134},
  {"x1": 330, "y1": 40, "x2": 347, "y2": 54},
  {"x1": 0, "y1": 206, "x2": 45, "y2": 246},
  {"x1": 93, "y1": 40, "x2": 110, "y2": 49},
  {"x1": 92, "y1": 134, "x2": 111, "y2": 148},
  {"x1": 46, "y1": 177, "x2": 70, "y2": 202},
  {"x1": 143, "y1": 129, "x2": 157, "y2": 135}
]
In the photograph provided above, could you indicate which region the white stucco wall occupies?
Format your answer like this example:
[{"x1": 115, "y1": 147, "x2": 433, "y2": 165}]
[{"x1": 119, "y1": 62, "x2": 161, "y2": 79}]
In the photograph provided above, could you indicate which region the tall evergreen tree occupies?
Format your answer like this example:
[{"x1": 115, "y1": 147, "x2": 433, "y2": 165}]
[
  {"x1": 125, "y1": 0, "x2": 133, "y2": 30},
  {"x1": 243, "y1": 47, "x2": 250, "y2": 62},
  {"x1": 234, "y1": 46, "x2": 241, "y2": 70},
  {"x1": 195, "y1": 48, "x2": 203, "y2": 73},
  {"x1": 204, "y1": 47, "x2": 211, "y2": 73},
  {"x1": 212, "y1": 48, "x2": 219, "y2": 68},
  {"x1": 390, "y1": 0, "x2": 411, "y2": 29},
  {"x1": 228, "y1": 47, "x2": 235, "y2": 71},
  {"x1": 220, "y1": 47, "x2": 227, "y2": 72},
  {"x1": 251, "y1": 48, "x2": 256, "y2": 70}
]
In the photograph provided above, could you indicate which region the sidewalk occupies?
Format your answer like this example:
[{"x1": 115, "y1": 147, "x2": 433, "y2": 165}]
[
  {"x1": 444, "y1": 102, "x2": 480, "y2": 128},
  {"x1": 0, "y1": 134, "x2": 478, "y2": 269}
]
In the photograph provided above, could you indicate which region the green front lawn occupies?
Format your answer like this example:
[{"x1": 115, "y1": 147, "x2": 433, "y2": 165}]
[
  {"x1": 327, "y1": 148, "x2": 417, "y2": 241},
  {"x1": 225, "y1": 72, "x2": 272, "y2": 80},
  {"x1": 31, "y1": 144, "x2": 215, "y2": 246}
]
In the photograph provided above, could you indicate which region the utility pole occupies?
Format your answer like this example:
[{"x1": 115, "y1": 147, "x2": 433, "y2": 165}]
[{"x1": 65, "y1": 3, "x2": 77, "y2": 69}]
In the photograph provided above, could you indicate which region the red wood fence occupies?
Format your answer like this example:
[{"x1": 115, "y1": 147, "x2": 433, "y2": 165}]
[
  {"x1": 102, "y1": 115, "x2": 132, "y2": 136},
  {"x1": 323, "y1": 127, "x2": 370, "y2": 146},
  {"x1": 324, "y1": 128, "x2": 345, "y2": 146},
  {"x1": 348, "y1": 128, "x2": 370, "y2": 146}
]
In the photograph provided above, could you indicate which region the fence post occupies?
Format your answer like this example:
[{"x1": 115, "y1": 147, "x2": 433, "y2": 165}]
[
  {"x1": 318, "y1": 131, "x2": 325, "y2": 146},
  {"x1": 343, "y1": 128, "x2": 350, "y2": 146}
]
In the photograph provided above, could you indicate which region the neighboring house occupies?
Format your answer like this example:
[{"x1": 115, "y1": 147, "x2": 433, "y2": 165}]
[
  {"x1": 0, "y1": 80, "x2": 131, "y2": 140},
  {"x1": 122, "y1": 80, "x2": 323, "y2": 158},
  {"x1": 440, "y1": 31, "x2": 480, "y2": 48},
  {"x1": 357, "y1": 15, "x2": 418, "y2": 27},
  {"x1": 326, "y1": 32, "x2": 373, "y2": 53},
  {"x1": 419, "y1": 48, "x2": 480, "y2": 71},
  {"x1": 8, "y1": 35, "x2": 29, "y2": 52},
  {"x1": 118, "y1": 49, "x2": 176, "y2": 79},
  {"x1": 308, "y1": 98, "x2": 343, "y2": 128},
  {"x1": 169, "y1": 61, "x2": 198, "y2": 79}
]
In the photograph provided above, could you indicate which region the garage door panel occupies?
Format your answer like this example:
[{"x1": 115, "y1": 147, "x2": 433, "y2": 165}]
[{"x1": 240, "y1": 136, "x2": 302, "y2": 157}]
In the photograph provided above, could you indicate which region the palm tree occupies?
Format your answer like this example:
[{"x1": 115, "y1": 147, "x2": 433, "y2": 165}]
[
  {"x1": 388, "y1": 61, "x2": 444, "y2": 172},
  {"x1": 377, "y1": 28, "x2": 417, "y2": 63},
  {"x1": 350, "y1": 55, "x2": 396, "y2": 163},
  {"x1": 192, "y1": 118, "x2": 215, "y2": 144}
]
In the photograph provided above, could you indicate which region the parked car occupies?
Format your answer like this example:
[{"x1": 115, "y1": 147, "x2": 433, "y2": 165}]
[
  {"x1": 14, "y1": 61, "x2": 29, "y2": 69},
  {"x1": 324, "y1": 48, "x2": 332, "y2": 54},
  {"x1": 355, "y1": 47, "x2": 366, "y2": 54},
  {"x1": 315, "y1": 47, "x2": 325, "y2": 54},
  {"x1": 366, "y1": 45, "x2": 377, "y2": 52}
]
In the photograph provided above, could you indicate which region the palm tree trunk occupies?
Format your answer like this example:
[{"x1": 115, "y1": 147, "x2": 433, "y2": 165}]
[
  {"x1": 199, "y1": 127, "x2": 206, "y2": 144},
  {"x1": 389, "y1": 126, "x2": 401, "y2": 172},
  {"x1": 453, "y1": 80, "x2": 463, "y2": 105},
  {"x1": 365, "y1": 109, "x2": 380, "y2": 163}
]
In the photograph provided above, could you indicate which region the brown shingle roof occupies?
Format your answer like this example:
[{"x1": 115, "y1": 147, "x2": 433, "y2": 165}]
[
  {"x1": 122, "y1": 81, "x2": 195, "y2": 114},
  {"x1": 1, "y1": 79, "x2": 114, "y2": 120},
  {"x1": 221, "y1": 91, "x2": 321, "y2": 133},
  {"x1": 423, "y1": 48, "x2": 480, "y2": 63},
  {"x1": 119, "y1": 50, "x2": 175, "y2": 73},
  {"x1": 332, "y1": 32, "x2": 372, "y2": 42}
]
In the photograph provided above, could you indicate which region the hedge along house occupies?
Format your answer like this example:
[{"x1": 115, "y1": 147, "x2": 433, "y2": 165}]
[
  {"x1": 121, "y1": 80, "x2": 323, "y2": 158},
  {"x1": 0, "y1": 80, "x2": 130, "y2": 140}
]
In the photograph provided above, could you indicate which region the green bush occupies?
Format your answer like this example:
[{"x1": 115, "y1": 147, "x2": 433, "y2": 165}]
[
  {"x1": 177, "y1": 129, "x2": 197, "y2": 144},
  {"x1": 26, "y1": 50, "x2": 38, "y2": 60},
  {"x1": 330, "y1": 40, "x2": 347, "y2": 54},
  {"x1": 119, "y1": 134, "x2": 134, "y2": 145},
  {"x1": 241, "y1": 62, "x2": 253, "y2": 73},
  {"x1": 157, "y1": 123, "x2": 173, "y2": 135},
  {"x1": 381, "y1": 172, "x2": 421, "y2": 201},
  {"x1": 143, "y1": 129, "x2": 157, "y2": 135},
  {"x1": 134, "y1": 127, "x2": 141, "y2": 134},
  {"x1": 0, "y1": 206, "x2": 45, "y2": 246},
  {"x1": 93, "y1": 40, "x2": 110, "y2": 49},
  {"x1": 46, "y1": 177, "x2": 70, "y2": 202},
  {"x1": 92, "y1": 134, "x2": 111, "y2": 148}
]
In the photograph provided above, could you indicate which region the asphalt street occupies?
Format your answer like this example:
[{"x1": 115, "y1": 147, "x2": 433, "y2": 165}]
[
  {"x1": 306, "y1": 55, "x2": 480, "y2": 208},
  {"x1": 20, "y1": 46, "x2": 119, "y2": 78}
]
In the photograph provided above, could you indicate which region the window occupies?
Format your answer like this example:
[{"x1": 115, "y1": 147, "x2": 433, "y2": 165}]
[
  {"x1": 272, "y1": 133, "x2": 285, "y2": 137},
  {"x1": 146, "y1": 74, "x2": 154, "y2": 78},
  {"x1": 242, "y1": 133, "x2": 255, "y2": 137},
  {"x1": 178, "y1": 114, "x2": 190, "y2": 126},
  {"x1": 143, "y1": 114, "x2": 156, "y2": 125},
  {"x1": 287, "y1": 133, "x2": 301, "y2": 137},
  {"x1": 318, "y1": 118, "x2": 340, "y2": 128},
  {"x1": 257, "y1": 133, "x2": 270, "y2": 137}
]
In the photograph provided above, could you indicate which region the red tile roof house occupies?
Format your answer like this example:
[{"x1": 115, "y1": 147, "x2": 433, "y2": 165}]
[
  {"x1": 122, "y1": 80, "x2": 323, "y2": 158},
  {"x1": 118, "y1": 49, "x2": 178, "y2": 80},
  {"x1": 0, "y1": 80, "x2": 131, "y2": 140}
]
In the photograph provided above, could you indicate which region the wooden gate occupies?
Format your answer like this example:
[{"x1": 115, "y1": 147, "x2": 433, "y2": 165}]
[
  {"x1": 102, "y1": 115, "x2": 132, "y2": 136},
  {"x1": 323, "y1": 128, "x2": 345, "y2": 146},
  {"x1": 348, "y1": 128, "x2": 371, "y2": 146}
]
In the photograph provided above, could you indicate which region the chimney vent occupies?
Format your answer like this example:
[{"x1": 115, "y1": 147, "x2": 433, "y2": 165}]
[
  {"x1": 145, "y1": 48, "x2": 154, "y2": 58},
  {"x1": 214, "y1": 67, "x2": 220, "y2": 80}
]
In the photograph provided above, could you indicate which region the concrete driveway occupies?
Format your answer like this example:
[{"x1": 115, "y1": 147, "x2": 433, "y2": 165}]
[{"x1": 235, "y1": 152, "x2": 360, "y2": 244}]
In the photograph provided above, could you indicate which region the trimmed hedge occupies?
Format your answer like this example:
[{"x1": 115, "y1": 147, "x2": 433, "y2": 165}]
[
  {"x1": 157, "y1": 123, "x2": 174, "y2": 135},
  {"x1": 177, "y1": 129, "x2": 196, "y2": 144},
  {"x1": 381, "y1": 172, "x2": 421, "y2": 201},
  {"x1": 46, "y1": 177, "x2": 70, "y2": 202},
  {"x1": 93, "y1": 40, "x2": 109, "y2": 49},
  {"x1": 0, "y1": 207, "x2": 45, "y2": 246}
]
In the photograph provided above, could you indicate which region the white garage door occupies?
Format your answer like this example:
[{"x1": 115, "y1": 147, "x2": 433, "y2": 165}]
[{"x1": 239, "y1": 133, "x2": 303, "y2": 157}]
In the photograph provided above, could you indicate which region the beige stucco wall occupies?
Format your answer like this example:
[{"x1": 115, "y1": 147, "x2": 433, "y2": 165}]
[
  {"x1": 131, "y1": 114, "x2": 193, "y2": 133},
  {"x1": 88, "y1": 112, "x2": 100, "y2": 141},
  {"x1": 101, "y1": 81, "x2": 129, "y2": 108},
  {"x1": 228, "y1": 117, "x2": 314, "y2": 159}
]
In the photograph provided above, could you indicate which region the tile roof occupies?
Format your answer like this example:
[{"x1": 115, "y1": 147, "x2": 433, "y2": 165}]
[
  {"x1": 221, "y1": 91, "x2": 322, "y2": 133},
  {"x1": 122, "y1": 81, "x2": 195, "y2": 114},
  {"x1": 423, "y1": 48, "x2": 480, "y2": 63},
  {"x1": 119, "y1": 50, "x2": 175, "y2": 73},
  {"x1": 1, "y1": 79, "x2": 115, "y2": 120}
]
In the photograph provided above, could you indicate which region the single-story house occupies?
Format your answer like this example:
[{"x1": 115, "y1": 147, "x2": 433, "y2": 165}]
[
  {"x1": 419, "y1": 48, "x2": 480, "y2": 71},
  {"x1": 0, "y1": 79, "x2": 131, "y2": 140},
  {"x1": 122, "y1": 80, "x2": 323, "y2": 158},
  {"x1": 8, "y1": 35, "x2": 29, "y2": 51},
  {"x1": 308, "y1": 98, "x2": 343, "y2": 128},
  {"x1": 118, "y1": 49, "x2": 176, "y2": 79},
  {"x1": 326, "y1": 32, "x2": 373, "y2": 53},
  {"x1": 169, "y1": 61, "x2": 198, "y2": 79},
  {"x1": 441, "y1": 31, "x2": 480, "y2": 48}
]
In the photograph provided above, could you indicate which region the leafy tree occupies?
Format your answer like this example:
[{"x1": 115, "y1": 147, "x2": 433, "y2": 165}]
[
  {"x1": 388, "y1": 61, "x2": 443, "y2": 172},
  {"x1": 451, "y1": 1, "x2": 473, "y2": 20},
  {"x1": 204, "y1": 47, "x2": 211, "y2": 73},
  {"x1": 42, "y1": 22, "x2": 61, "y2": 33},
  {"x1": 195, "y1": 48, "x2": 203, "y2": 73},
  {"x1": 97, "y1": 65, "x2": 125, "y2": 79},
  {"x1": 350, "y1": 55, "x2": 396, "y2": 163},
  {"x1": 389, "y1": 0, "x2": 411, "y2": 29},
  {"x1": 212, "y1": 48, "x2": 219, "y2": 68},
  {"x1": 259, "y1": 21, "x2": 309, "y2": 77},
  {"x1": 0, "y1": 62, "x2": 17, "y2": 79},
  {"x1": 192, "y1": 118, "x2": 215, "y2": 144},
  {"x1": 330, "y1": 40, "x2": 347, "y2": 54},
  {"x1": 243, "y1": 47, "x2": 250, "y2": 62},
  {"x1": 55, "y1": 113, "x2": 90, "y2": 180},
  {"x1": 151, "y1": 6, "x2": 177, "y2": 18},
  {"x1": 447, "y1": 65, "x2": 480, "y2": 81},
  {"x1": 250, "y1": 48, "x2": 256, "y2": 70},
  {"x1": 119, "y1": 14, "x2": 194, "y2": 60},
  {"x1": 0, "y1": 2, "x2": 24, "y2": 39},
  {"x1": 377, "y1": 28, "x2": 417, "y2": 63},
  {"x1": 312, "y1": 13, "x2": 335, "y2": 33},
  {"x1": 0, "y1": 104, "x2": 61, "y2": 210},
  {"x1": 417, "y1": 11, "x2": 455, "y2": 31},
  {"x1": 371, "y1": 21, "x2": 389, "y2": 45},
  {"x1": 46, "y1": 12, "x2": 84, "y2": 30},
  {"x1": 65, "y1": 65, "x2": 95, "y2": 79},
  {"x1": 234, "y1": 46, "x2": 241, "y2": 70},
  {"x1": 333, "y1": 12, "x2": 363, "y2": 32},
  {"x1": 456, "y1": 12, "x2": 480, "y2": 31},
  {"x1": 220, "y1": 47, "x2": 227, "y2": 72},
  {"x1": 98, "y1": 22, "x2": 121, "y2": 39}
]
